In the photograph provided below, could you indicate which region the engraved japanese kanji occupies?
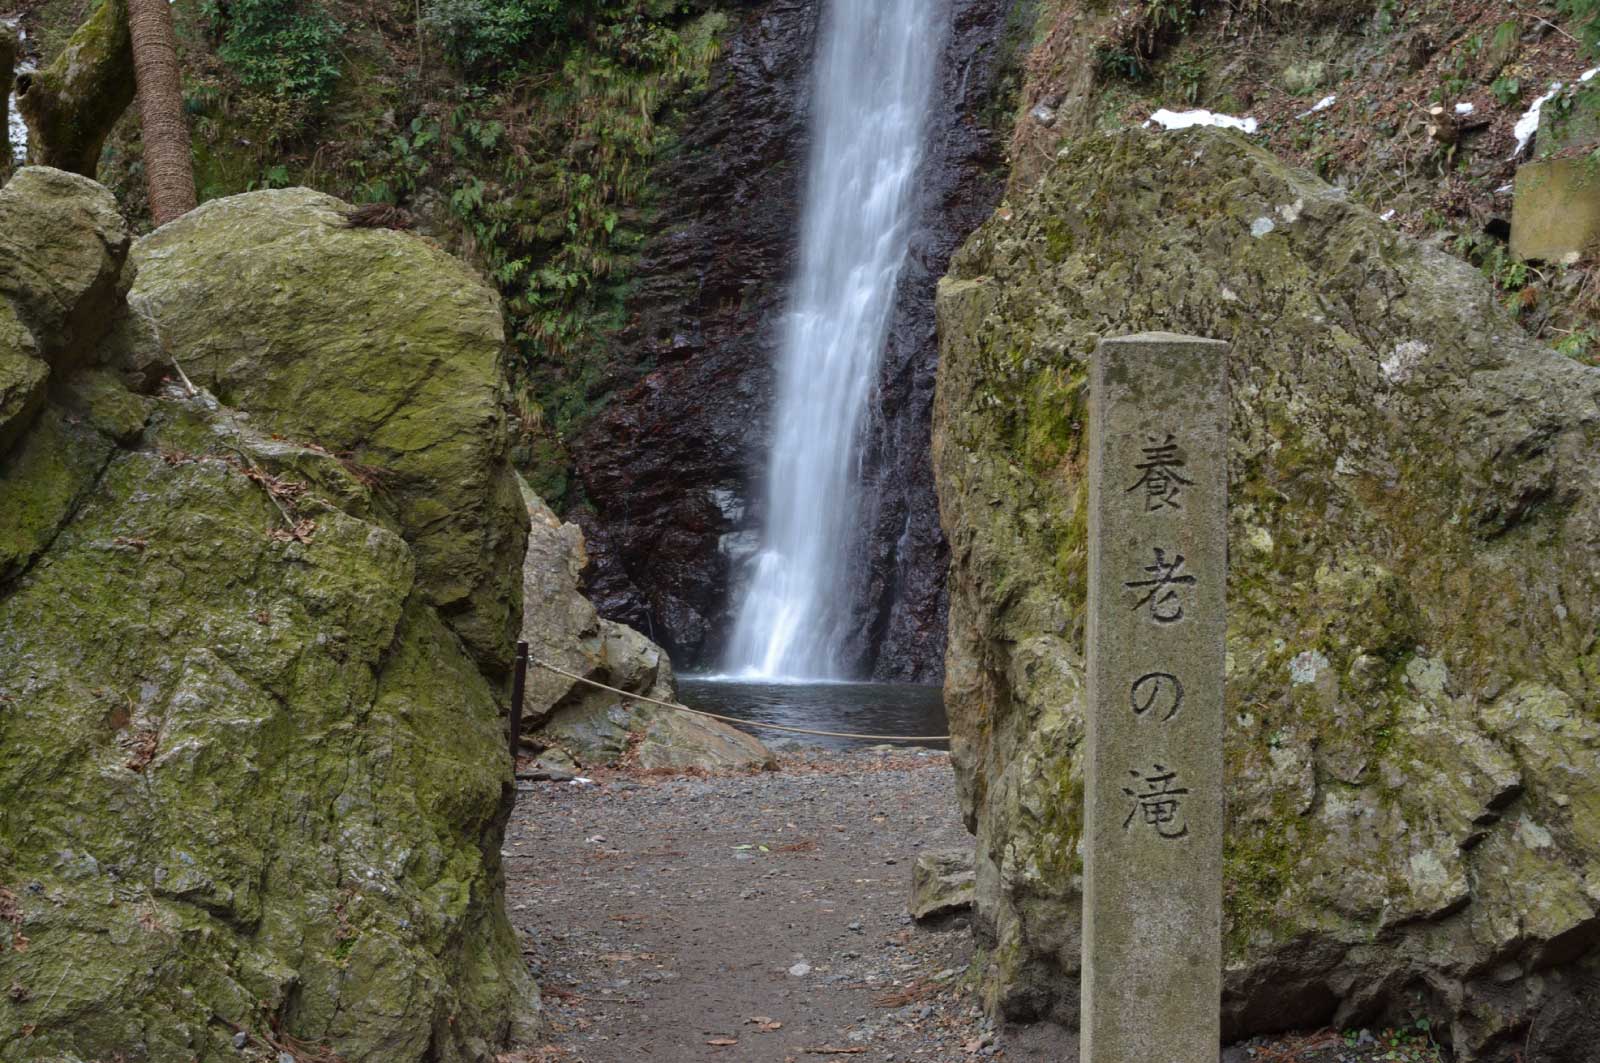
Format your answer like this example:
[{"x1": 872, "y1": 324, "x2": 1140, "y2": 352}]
[
  {"x1": 1123, "y1": 548, "x2": 1198, "y2": 623},
  {"x1": 1122, "y1": 764, "x2": 1191, "y2": 840},
  {"x1": 1126, "y1": 433, "x2": 1194, "y2": 512}
]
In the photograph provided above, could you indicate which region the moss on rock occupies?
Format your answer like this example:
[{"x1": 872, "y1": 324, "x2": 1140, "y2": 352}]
[
  {"x1": 934, "y1": 127, "x2": 1600, "y2": 1060},
  {"x1": 0, "y1": 300, "x2": 47, "y2": 453},
  {"x1": 0, "y1": 167, "x2": 131, "y2": 368},
  {"x1": 13, "y1": 0, "x2": 135, "y2": 177},
  {"x1": 128, "y1": 187, "x2": 527, "y2": 678},
  {"x1": 0, "y1": 171, "x2": 536, "y2": 1061}
]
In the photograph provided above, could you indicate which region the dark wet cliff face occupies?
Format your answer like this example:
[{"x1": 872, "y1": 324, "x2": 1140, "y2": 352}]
[{"x1": 573, "y1": 0, "x2": 1014, "y2": 678}]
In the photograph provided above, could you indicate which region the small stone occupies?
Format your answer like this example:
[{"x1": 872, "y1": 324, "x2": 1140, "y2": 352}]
[
  {"x1": 231, "y1": 1031, "x2": 248, "y2": 1049},
  {"x1": 908, "y1": 850, "x2": 975, "y2": 921},
  {"x1": 788, "y1": 961, "x2": 811, "y2": 977}
]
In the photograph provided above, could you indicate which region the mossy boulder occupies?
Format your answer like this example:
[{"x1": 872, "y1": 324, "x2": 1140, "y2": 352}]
[
  {"x1": 520, "y1": 487, "x2": 774, "y2": 772},
  {"x1": 0, "y1": 299, "x2": 46, "y2": 452},
  {"x1": 933, "y1": 127, "x2": 1600, "y2": 1062},
  {"x1": 128, "y1": 188, "x2": 526, "y2": 677},
  {"x1": 0, "y1": 169, "x2": 536, "y2": 1060},
  {"x1": 12, "y1": 0, "x2": 134, "y2": 177},
  {"x1": 0, "y1": 167, "x2": 131, "y2": 368}
]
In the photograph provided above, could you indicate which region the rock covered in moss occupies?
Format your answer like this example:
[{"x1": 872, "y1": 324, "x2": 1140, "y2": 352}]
[
  {"x1": 12, "y1": 0, "x2": 134, "y2": 177},
  {"x1": 0, "y1": 170, "x2": 535, "y2": 1061},
  {"x1": 0, "y1": 167, "x2": 131, "y2": 368},
  {"x1": 520, "y1": 486, "x2": 774, "y2": 772},
  {"x1": 932, "y1": 128, "x2": 1600, "y2": 1061},
  {"x1": 0, "y1": 299, "x2": 45, "y2": 452},
  {"x1": 128, "y1": 187, "x2": 526, "y2": 677}
]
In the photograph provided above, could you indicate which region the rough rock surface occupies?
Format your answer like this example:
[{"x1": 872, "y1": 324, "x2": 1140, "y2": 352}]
[
  {"x1": 0, "y1": 170, "x2": 535, "y2": 1061},
  {"x1": 521, "y1": 489, "x2": 774, "y2": 772},
  {"x1": 129, "y1": 187, "x2": 528, "y2": 678},
  {"x1": 572, "y1": 0, "x2": 1014, "y2": 679},
  {"x1": 909, "y1": 849, "x2": 976, "y2": 922},
  {"x1": 932, "y1": 129, "x2": 1600, "y2": 1061},
  {"x1": 0, "y1": 166, "x2": 131, "y2": 369}
]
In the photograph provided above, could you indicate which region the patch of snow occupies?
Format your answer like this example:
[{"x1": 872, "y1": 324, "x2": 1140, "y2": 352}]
[
  {"x1": 1512, "y1": 66, "x2": 1600, "y2": 159},
  {"x1": 1296, "y1": 95, "x2": 1337, "y2": 119},
  {"x1": 1250, "y1": 216, "x2": 1276, "y2": 238},
  {"x1": 1145, "y1": 108, "x2": 1259, "y2": 134},
  {"x1": 1454, "y1": 102, "x2": 1476, "y2": 116},
  {"x1": 1381, "y1": 339, "x2": 1429, "y2": 384}
]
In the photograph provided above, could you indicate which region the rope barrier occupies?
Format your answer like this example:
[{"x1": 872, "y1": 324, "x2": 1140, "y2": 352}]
[{"x1": 528, "y1": 658, "x2": 952, "y2": 743}]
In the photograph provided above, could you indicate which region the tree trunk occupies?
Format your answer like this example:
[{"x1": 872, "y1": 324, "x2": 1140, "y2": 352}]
[
  {"x1": 127, "y1": 0, "x2": 195, "y2": 223},
  {"x1": 15, "y1": 0, "x2": 135, "y2": 176}
]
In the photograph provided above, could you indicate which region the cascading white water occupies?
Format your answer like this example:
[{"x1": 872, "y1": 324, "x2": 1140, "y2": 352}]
[
  {"x1": 3, "y1": 16, "x2": 32, "y2": 166},
  {"x1": 724, "y1": 0, "x2": 945, "y2": 680}
]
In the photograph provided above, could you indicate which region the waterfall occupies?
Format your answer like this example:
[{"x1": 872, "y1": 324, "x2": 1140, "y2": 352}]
[
  {"x1": 725, "y1": 0, "x2": 946, "y2": 680},
  {"x1": 3, "y1": 16, "x2": 31, "y2": 166}
]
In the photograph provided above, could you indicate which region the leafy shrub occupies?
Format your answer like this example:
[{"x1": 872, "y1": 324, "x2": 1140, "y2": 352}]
[
  {"x1": 350, "y1": 3, "x2": 724, "y2": 487},
  {"x1": 1559, "y1": 0, "x2": 1600, "y2": 54},
  {"x1": 201, "y1": 0, "x2": 343, "y2": 106},
  {"x1": 425, "y1": 0, "x2": 608, "y2": 75}
]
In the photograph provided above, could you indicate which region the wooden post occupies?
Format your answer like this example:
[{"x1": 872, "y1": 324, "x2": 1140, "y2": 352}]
[{"x1": 1081, "y1": 333, "x2": 1228, "y2": 1063}]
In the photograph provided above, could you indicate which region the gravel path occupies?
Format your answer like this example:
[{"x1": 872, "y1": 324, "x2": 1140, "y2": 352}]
[
  {"x1": 506, "y1": 749, "x2": 1069, "y2": 1062},
  {"x1": 505, "y1": 749, "x2": 1438, "y2": 1063}
]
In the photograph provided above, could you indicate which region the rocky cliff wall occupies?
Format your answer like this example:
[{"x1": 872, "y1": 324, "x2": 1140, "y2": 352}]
[
  {"x1": 0, "y1": 170, "x2": 536, "y2": 1061},
  {"x1": 573, "y1": 0, "x2": 1017, "y2": 679},
  {"x1": 933, "y1": 129, "x2": 1600, "y2": 1061}
]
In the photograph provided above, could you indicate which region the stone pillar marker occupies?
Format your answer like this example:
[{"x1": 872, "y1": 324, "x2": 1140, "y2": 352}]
[{"x1": 1082, "y1": 332, "x2": 1228, "y2": 1063}]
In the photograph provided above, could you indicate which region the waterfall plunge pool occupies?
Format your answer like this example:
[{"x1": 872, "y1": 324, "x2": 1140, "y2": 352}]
[{"x1": 677, "y1": 678, "x2": 949, "y2": 752}]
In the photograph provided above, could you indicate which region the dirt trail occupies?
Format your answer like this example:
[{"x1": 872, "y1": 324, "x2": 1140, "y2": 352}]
[
  {"x1": 507, "y1": 750, "x2": 1420, "y2": 1063},
  {"x1": 508, "y1": 749, "x2": 1070, "y2": 1061}
]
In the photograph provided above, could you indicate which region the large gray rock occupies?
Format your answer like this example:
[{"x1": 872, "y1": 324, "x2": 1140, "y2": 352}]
[
  {"x1": 128, "y1": 188, "x2": 527, "y2": 676},
  {"x1": 0, "y1": 172, "x2": 536, "y2": 1061},
  {"x1": 520, "y1": 487, "x2": 774, "y2": 772},
  {"x1": 0, "y1": 298, "x2": 46, "y2": 452},
  {"x1": 0, "y1": 167, "x2": 130, "y2": 368},
  {"x1": 933, "y1": 127, "x2": 1600, "y2": 1062}
]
